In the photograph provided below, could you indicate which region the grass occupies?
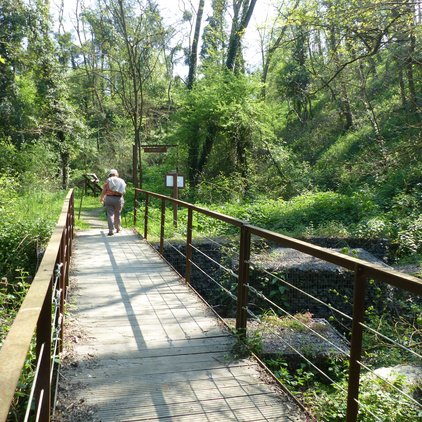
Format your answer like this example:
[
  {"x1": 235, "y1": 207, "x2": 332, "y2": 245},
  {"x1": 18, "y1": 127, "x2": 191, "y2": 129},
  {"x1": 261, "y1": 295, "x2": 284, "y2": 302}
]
[
  {"x1": 73, "y1": 187, "x2": 135, "y2": 230},
  {"x1": 73, "y1": 189, "x2": 104, "y2": 230},
  {"x1": 13, "y1": 189, "x2": 67, "y2": 223}
]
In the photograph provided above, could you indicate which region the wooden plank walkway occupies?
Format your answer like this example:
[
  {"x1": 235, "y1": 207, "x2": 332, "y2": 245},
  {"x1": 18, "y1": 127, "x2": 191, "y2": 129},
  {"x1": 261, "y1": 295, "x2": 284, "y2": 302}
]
[{"x1": 56, "y1": 226, "x2": 305, "y2": 422}]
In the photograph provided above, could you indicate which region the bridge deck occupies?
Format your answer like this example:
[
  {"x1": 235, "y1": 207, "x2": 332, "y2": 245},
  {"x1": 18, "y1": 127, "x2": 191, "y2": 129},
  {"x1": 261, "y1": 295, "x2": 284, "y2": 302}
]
[{"x1": 57, "y1": 227, "x2": 304, "y2": 421}]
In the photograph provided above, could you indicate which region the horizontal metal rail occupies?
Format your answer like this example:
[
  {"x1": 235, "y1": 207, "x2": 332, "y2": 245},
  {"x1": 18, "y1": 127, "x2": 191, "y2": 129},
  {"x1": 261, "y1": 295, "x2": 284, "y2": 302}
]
[
  {"x1": 136, "y1": 189, "x2": 245, "y2": 227},
  {"x1": 134, "y1": 188, "x2": 422, "y2": 422},
  {"x1": 247, "y1": 225, "x2": 422, "y2": 294},
  {"x1": 0, "y1": 189, "x2": 74, "y2": 422}
]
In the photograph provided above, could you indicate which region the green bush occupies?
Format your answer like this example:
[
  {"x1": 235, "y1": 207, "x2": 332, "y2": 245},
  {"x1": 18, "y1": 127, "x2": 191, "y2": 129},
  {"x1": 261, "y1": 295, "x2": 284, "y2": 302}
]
[
  {"x1": 205, "y1": 190, "x2": 376, "y2": 237},
  {"x1": 0, "y1": 190, "x2": 65, "y2": 282},
  {"x1": 303, "y1": 376, "x2": 420, "y2": 421}
]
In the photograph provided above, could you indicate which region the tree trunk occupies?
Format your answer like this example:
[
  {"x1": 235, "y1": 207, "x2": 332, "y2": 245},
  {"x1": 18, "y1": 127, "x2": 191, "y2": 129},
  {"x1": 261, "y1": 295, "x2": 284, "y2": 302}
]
[
  {"x1": 397, "y1": 59, "x2": 407, "y2": 108},
  {"x1": 188, "y1": 125, "x2": 200, "y2": 188},
  {"x1": 58, "y1": 131, "x2": 69, "y2": 189},
  {"x1": 236, "y1": 127, "x2": 249, "y2": 195},
  {"x1": 133, "y1": 126, "x2": 140, "y2": 188},
  {"x1": 187, "y1": 0, "x2": 205, "y2": 89},
  {"x1": 406, "y1": 32, "x2": 417, "y2": 112},
  {"x1": 226, "y1": 0, "x2": 257, "y2": 71},
  {"x1": 195, "y1": 122, "x2": 218, "y2": 185},
  {"x1": 357, "y1": 61, "x2": 389, "y2": 170},
  {"x1": 328, "y1": 2, "x2": 353, "y2": 130},
  {"x1": 186, "y1": 1, "x2": 205, "y2": 189},
  {"x1": 260, "y1": 0, "x2": 300, "y2": 98}
]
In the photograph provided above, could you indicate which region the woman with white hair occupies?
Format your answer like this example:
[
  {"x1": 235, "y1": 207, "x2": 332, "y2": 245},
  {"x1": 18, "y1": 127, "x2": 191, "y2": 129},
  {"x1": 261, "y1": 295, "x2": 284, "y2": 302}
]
[{"x1": 100, "y1": 169, "x2": 127, "y2": 236}]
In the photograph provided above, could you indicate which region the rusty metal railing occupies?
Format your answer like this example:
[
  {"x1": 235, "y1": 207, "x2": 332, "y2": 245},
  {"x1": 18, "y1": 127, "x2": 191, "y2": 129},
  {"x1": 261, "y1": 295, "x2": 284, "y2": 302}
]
[
  {"x1": 134, "y1": 188, "x2": 422, "y2": 422},
  {"x1": 0, "y1": 189, "x2": 74, "y2": 422}
]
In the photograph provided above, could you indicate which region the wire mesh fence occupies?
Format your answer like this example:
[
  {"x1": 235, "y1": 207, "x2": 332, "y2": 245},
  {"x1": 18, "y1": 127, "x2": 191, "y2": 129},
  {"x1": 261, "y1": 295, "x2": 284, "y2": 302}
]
[{"x1": 134, "y1": 188, "x2": 422, "y2": 422}]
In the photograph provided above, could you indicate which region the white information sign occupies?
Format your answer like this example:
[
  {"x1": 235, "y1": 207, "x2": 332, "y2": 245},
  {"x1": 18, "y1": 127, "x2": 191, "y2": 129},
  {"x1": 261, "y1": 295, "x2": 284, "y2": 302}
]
[{"x1": 165, "y1": 174, "x2": 185, "y2": 188}]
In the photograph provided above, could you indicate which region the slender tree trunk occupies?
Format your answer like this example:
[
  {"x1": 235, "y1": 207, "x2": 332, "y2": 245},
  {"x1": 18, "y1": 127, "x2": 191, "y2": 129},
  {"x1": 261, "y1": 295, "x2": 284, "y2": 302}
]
[
  {"x1": 226, "y1": 0, "x2": 257, "y2": 71},
  {"x1": 236, "y1": 127, "x2": 250, "y2": 194},
  {"x1": 406, "y1": 32, "x2": 417, "y2": 112},
  {"x1": 328, "y1": 2, "x2": 353, "y2": 130},
  {"x1": 195, "y1": 122, "x2": 218, "y2": 185},
  {"x1": 133, "y1": 120, "x2": 140, "y2": 188},
  {"x1": 357, "y1": 61, "x2": 389, "y2": 169},
  {"x1": 260, "y1": 0, "x2": 300, "y2": 98},
  {"x1": 397, "y1": 60, "x2": 407, "y2": 108},
  {"x1": 188, "y1": 124, "x2": 200, "y2": 188},
  {"x1": 187, "y1": 0, "x2": 205, "y2": 89},
  {"x1": 58, "y1": 131, "x2": 69, "y2": 189}
]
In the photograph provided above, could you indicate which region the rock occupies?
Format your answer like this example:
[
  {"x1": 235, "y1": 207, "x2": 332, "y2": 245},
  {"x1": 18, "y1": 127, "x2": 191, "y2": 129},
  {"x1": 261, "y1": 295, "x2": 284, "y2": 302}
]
[
  {"x1": 373, "y1": 365, "x2": 422, "y2": 390},
  {"x1": 226, "y1": 315, "x2": 349, "y2": 363},
  {"x1": 253, "y1": 247, "x2": 389, "y2": 273}
]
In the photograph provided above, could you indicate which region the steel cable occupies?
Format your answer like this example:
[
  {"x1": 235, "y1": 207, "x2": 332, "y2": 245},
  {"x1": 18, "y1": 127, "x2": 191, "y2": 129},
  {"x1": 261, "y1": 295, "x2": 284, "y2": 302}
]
[
  {"x1": 189, "y1": 243, "x2": 238, "y2": 279},
  {"x1": 249, "y1": 262, "x2": 353, "y2": 321},
  {"x1": 24, "y1": 343, "x2": 45, "y2": 422},
  {"x1": 188, "y1": 258, "x2": 238, "y2": 302},
  {"x1": 246, "y1": 284, "x2": 349, "y2": 356},
  {"x1": 359, "y1": 323, "x2": 422, "y2": 360},
  {"x1": 245, "y1": 307, "x2": 345, "y2": 387},
  {"x1": 244, "y1": 308, "x2": 383, "y2": 422},
  {"x1": 145, "y1": 213, "x2": 237, "y2": 302},
  {"x1": 356, "y1": 360, "x2": 422, "y2": 408}
]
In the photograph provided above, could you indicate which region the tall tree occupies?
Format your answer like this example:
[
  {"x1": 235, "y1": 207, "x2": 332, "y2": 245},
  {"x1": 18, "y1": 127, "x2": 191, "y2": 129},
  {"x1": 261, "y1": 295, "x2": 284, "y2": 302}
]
[
  {"x1": 259, "y1": 0, "x2": 300, "y2": 99},
  {"x1": 187, "y1": 0, "x2": 205, "y2": 89},
  {"x1": 0, "y1": 0, "x2": 31, "y2": 143},
  {"x1": 80, "y1": 0, "x2": 169, "y2": 186},
  {"x1": 29, "y1": 0, "x2": 77, "y2": 188},
  {"x1": 225, "y1": 0, "x2": 257, "y2": 71}
]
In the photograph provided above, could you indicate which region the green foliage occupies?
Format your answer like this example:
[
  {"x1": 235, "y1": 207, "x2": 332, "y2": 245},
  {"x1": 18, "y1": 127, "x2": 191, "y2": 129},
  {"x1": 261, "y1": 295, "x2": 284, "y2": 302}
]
[
  {"x1": 204, "y1": 191, "x2": 374, "y2": 237},
  {"x1": 363, "y1": 301, "x2": 421, "y2": 367},
  {"x1": 303, "y1": 375, "x2": 420, "y2": 421},
  {"x1": 0, "y1": 189, "x2": 65, "y2": 281},
  {"x1": 0, "y1": 272, "x2": 36, "y2": 421}
]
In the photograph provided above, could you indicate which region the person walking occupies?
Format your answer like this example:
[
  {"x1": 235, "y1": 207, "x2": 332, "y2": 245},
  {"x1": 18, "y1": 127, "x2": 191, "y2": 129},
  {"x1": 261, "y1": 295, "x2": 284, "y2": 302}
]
[{"x1": 100, "y1": 169, "x2": 126, "y2": 236}]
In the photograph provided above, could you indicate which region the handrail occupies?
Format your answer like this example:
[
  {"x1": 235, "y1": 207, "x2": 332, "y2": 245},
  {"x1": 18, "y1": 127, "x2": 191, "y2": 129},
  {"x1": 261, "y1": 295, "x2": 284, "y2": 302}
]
[
  {"x1": 135, "y1": 189, "x2": 245, "y2": 227},
  {"x1": 0, "y1": 189, "x2": 74, "y2": 422},
  {"x1": 246, "y1": 225, "x2": 422, "y2": 294},
  {"x1": 134, "y1": 188, "x2": 422, "y2": 422}
]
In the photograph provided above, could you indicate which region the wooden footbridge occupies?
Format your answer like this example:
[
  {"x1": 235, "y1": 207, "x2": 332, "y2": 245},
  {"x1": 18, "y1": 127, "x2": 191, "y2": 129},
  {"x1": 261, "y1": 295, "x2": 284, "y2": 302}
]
[
  {"x1": 58, "y1": 227, "x2": 302, "y2": 421},
  {"x1": 1, "y1": 189, "x2": 421, "y2": 421}
]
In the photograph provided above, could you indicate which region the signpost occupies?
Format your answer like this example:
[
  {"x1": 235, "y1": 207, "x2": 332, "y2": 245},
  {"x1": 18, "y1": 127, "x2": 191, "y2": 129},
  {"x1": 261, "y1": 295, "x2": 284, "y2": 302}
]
[
  {"x1": 141, "y1": 144, "x2": 183, "y2": 227},
  {"x1": 143, "y1": 146, "x2": 168, "y2": 153},
  {"x1": 165, "y1": 171, "x2": 185, "y2": 228}
]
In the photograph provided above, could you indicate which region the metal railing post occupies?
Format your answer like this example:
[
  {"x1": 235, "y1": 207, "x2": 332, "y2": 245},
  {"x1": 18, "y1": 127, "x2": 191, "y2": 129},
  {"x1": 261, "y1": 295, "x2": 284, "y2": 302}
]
[
  {"x1": 160, "y1": 198, "x2": 165, "y2": 255},
  {"x1": 346, "y1": 265, "x2": 367, "y2": 422},
  {"x1": 236, "y1": 224, "x2": 251, "y2": 336},
  {"x1": 144, "y1": 193, "x2": 149, "y2": 240},
  {"x1": 134, "y1": 188, "x2": 138, "y2": 226},
  {"x1": 59, "y1": 237, "x2": 65, "y2": 353},
  {"x1": 35, "y1": 280, "x2": 52, "y2": 422},
  {"x1": 70, "y1": 191, "x2": 74, "y2": 248},
  {"x1": 185, "y1": 208, "x2": 193, "y2": 284},
  {"x1": 63, "y1": 231, "x2": 69, "y2": 289}
]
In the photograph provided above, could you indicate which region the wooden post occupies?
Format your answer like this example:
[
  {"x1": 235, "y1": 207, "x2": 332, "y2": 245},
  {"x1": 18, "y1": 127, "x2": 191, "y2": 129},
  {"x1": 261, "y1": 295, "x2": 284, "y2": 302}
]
[
  {"x1": 346, "y1": 265, "x2": 367, "y2": 422},
  {"x1": 236, "y1": 224, "x2": 251, "y2": 337},
  {"x1": 173, "y1": 173, "x2": 178, "y2": 228},
  {"x1": 185, "y1": 208, "x2": 193, "y2": 284}
]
